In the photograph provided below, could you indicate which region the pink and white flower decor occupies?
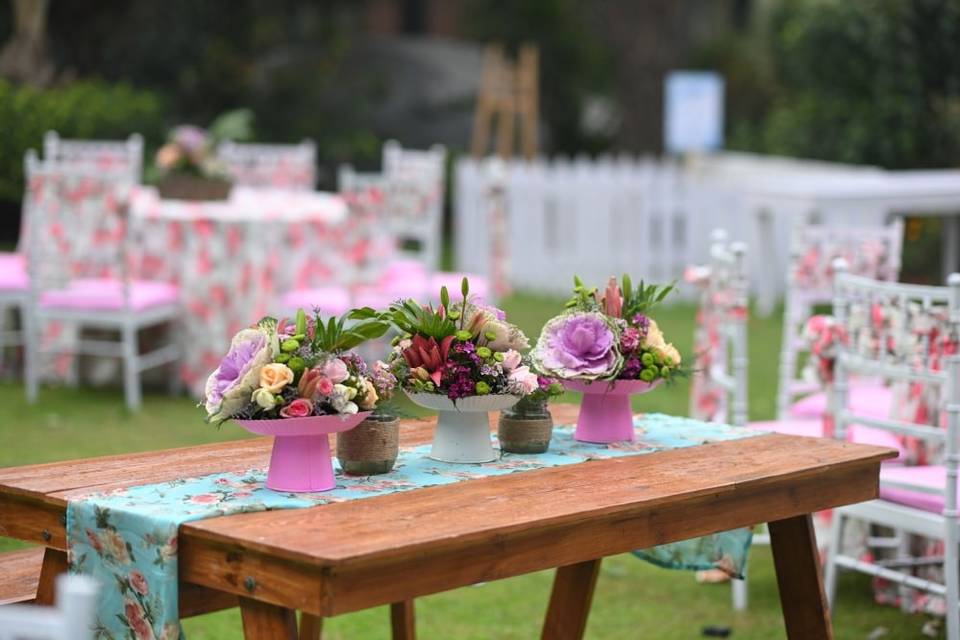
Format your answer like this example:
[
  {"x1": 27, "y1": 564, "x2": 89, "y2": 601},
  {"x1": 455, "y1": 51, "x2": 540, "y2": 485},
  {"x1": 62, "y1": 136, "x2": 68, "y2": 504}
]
[
  {"x1": 365, "y1": 278, "x2": 532, "y2": 463},
  {"x1": 201, "y1": 309, "x2": 393, "y2": 491},
  {"x1": 533, "y1": 275, "x2": 684, "y2": 443}
]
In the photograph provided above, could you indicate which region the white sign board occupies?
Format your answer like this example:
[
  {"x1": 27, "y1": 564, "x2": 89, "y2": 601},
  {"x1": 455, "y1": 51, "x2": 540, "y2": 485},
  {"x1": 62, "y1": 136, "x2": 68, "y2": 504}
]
[{"x1": 664, "y1": 71, "x2": 724, "y2": 154}]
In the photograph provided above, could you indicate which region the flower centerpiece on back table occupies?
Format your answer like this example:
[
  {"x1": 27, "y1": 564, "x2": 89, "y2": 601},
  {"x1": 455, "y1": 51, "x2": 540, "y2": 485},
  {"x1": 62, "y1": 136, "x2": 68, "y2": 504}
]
[
  {"x1": 370, "y1": 278, "x2": 531, "y2": 463},
  {"x1": 201, "y1": 308, "x2": 391, "y2": 492},
  {"x1": 533, "y1": 275, "x2": 683, "y2": 443},
  {"x1": 153, "y1": 109, "x2": 253, "y2": 200}
]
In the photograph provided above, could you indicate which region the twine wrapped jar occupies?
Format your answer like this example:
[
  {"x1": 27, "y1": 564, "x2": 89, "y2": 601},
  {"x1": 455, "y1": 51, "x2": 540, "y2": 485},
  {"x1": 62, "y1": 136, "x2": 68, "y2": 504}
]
[
  {"x1": 336, "y1": 414, "x2": 400, "y2": 475},
  {"x1": 497, "y1": 397, "x2": 554, "y2": 454}
]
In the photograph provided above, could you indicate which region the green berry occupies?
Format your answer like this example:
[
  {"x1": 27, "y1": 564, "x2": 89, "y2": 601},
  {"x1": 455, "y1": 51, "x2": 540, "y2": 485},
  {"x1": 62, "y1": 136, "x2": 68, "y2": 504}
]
[
  {"x1": 641, "y1": 352, "x2": 655, "y2": 366},
  {"x1": 484, "y1": 331, "x2": 497, "y2": 341},
  {"x1": 493, "y1": 352, "x2": 505, "y2": 362},
  {"x1": 275, "y1": 353, "x2": 291, "y2": 364},
  {"x1": 660, "y1": 366, "x2": 671, "y2": 378},
  {"x1": 639, "y1": 368, "x2": 656, "y2": 383},
  {"x1": 476, "y1": 346, "x2": 492, "y2": 359},
  {"x1": 455, "y1": 330, "x2": 472, "y2": 342},
  {"x1": 475, "y1": 381, "x2": 491, "y2": 395},
  {"x1": 281, "y1": 338, "x2": 300, "y2": 353},
  {"x1": 287, "y1": 356, "x2": 306, "y2": 374},
  {"x1": 449, "y1": 311, "x2": 461, "y2": 320}
]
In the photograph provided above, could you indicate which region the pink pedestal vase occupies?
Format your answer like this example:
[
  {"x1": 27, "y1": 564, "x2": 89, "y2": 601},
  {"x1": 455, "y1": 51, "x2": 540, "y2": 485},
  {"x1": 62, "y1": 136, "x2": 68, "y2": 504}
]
[
  {"x1": 235, "y1": 412, "x2": 370, "y2": 492},
  {"x1": 563, "y1": 379, "x2": 662, "y2": 443}
]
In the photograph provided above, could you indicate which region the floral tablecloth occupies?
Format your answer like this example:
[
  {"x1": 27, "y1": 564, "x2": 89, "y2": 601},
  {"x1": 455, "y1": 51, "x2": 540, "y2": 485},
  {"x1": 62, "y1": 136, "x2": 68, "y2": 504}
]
[
  {"x1": 130, "y1": 187, "x2": 375, "y2": 394},
  {"x1": 67, "y1": 413, "x2": 758, "y2": 639}
]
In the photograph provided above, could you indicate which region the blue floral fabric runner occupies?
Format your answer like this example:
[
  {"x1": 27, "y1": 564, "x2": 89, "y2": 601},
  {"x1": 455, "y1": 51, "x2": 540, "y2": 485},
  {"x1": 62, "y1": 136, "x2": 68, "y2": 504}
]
[{"x1": 67, "y1": 413, "x2": 760, "y2": 639}]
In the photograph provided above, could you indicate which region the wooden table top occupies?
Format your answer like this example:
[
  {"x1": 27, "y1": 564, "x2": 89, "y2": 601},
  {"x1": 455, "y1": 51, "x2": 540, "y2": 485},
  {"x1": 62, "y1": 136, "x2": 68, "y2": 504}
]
[{"x1": 0, "y1": 407, "x2": 896, "y2": 619}]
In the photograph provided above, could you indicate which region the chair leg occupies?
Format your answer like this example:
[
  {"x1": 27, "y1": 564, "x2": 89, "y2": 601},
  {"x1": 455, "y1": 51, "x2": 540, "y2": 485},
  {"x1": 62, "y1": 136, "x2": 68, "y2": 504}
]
[
  {"x1": 945, "y1": 518, "x2": 960, "y2": 640},
  {"x1": 121, "y1": 323, "x2": 141, "y2": 411},
  {"x1": 731, "y1": 577, "x2": 748, "y2": 611},
  {"x1": 823, "y1": 510, "x2": 846, "y2": 608},
  {"x1": 24, "y1": 309, "x2": 39, "y2": 403}
]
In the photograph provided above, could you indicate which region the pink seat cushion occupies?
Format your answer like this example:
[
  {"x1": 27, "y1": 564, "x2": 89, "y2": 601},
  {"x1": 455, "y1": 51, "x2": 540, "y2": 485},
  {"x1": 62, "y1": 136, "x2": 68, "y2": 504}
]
[
  {"x1": 790, "y1": 382, "x2": 893, "y2": 420},
  {"x1": 282, "y1": 287, "x2": 350, "y2": 316},
  {"x1": 429, "y1": 272, "x2": 490, "y2": 302},
  {"x1": 749, "y1": 418, "x2": 905, "y2": 462},
  {"x1": 0, "y1": 252, "x2": 28, "y2": 291},
  {"x1": 352, "y1": 286, "x2": 399, "y2": 310},
  {"x1": 379, "y1": 259, "x2": 429, "y2": 299},
  {"x1": 40, "y1": 279, "x2": 179, "y2": 311},
  {"x1": 879, "y1": 465, "x2": 947, "y2": 513}
]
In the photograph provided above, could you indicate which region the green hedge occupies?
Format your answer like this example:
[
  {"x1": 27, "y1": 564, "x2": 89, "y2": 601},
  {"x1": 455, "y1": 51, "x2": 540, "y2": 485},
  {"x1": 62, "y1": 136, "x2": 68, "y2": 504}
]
[{"x1": 0, "y1": 79, "x2": 165, "y2": 201}]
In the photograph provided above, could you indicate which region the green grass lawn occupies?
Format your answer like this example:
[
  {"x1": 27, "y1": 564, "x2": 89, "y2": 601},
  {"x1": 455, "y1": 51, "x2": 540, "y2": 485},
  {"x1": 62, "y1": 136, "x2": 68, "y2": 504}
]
[{"x1": 0, "y1": 292, "x2": 943, "y2": 638}]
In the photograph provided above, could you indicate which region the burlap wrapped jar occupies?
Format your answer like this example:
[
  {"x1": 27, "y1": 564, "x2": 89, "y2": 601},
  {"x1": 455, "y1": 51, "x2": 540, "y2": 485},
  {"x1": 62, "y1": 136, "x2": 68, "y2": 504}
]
[
  {"x1": 497, "y1": 398, "x2": 553, "y2": 454},
  {"x1": 336, "y1": 414, "x2": 400, "y2": 475}
]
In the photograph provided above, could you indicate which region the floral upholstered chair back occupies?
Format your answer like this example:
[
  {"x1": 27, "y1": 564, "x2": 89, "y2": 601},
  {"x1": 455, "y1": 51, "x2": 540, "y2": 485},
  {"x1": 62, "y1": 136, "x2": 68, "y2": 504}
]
[
  {"x1": 217, "y1": 140, "x2": 316, "y2": 191},
  {"x1": 832, "y1": 261, "x2": 960, "y2": 466},
  {"x1": 776, "y1": 220, "x2": 905, "y2": 418},
  {"x1": 24, "y1": 154, "x2": 134, "y2": 298},
  {"x1": 44, "y1": 131, "x2": 143, "y2": 184},
  {"x1": 687, "y1": 230, "x2": 749, "y2": 427}
]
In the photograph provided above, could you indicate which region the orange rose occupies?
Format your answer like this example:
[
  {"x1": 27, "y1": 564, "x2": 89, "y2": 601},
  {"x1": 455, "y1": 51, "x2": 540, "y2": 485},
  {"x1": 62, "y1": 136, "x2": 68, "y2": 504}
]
[{"x1": 260, "y1": 363, "x2": 294, "y2": 393}]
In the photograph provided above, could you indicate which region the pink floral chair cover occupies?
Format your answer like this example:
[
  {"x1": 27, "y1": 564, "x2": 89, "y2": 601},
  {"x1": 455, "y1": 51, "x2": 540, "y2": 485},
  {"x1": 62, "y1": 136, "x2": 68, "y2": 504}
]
[
  {"x1": 811, "y1": 285, "x2": 960, "y2": 615},
  {"x1": 778, "y1": 220, "x2": 904, "y2": 419}
]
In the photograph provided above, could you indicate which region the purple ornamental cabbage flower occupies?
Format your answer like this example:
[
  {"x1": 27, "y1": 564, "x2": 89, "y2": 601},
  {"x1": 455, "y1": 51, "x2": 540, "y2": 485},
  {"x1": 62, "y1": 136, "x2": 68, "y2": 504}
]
[
  {"x1": 204, "y1": 322, "x2": 280, "y2": 425},
  {"x1": 172, "y1": 125, "x2": 209, "y2": 157},
  {"x1": 533, "y1": 312, "x2": 623, "y2": 380}
]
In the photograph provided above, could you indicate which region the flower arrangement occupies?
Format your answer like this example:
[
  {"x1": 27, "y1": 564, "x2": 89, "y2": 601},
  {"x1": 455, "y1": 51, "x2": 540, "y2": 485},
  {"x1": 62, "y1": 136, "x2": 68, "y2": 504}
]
[
  {"x1": 202, "y1": 308, "x2": 393, "y2": 425},
  {"x1": 533, "y1": 275, "x2": 683, "y2": 383},
  {"x1": 155, "y1": 125, "x2": 230, "y2": 181},
  {"x1": 369, "y1": 278, "x2": 532, "y2": 400}
]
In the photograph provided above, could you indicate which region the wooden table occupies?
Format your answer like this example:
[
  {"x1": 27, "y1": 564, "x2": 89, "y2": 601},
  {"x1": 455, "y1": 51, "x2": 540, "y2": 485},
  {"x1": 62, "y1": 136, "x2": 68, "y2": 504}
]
[{"x1": 0, "y1": 407, "x2": 894, "y2": 639}]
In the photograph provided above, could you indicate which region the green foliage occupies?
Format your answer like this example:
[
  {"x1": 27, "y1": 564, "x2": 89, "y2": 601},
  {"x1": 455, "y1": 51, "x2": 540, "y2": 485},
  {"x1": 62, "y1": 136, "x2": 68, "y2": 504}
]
[
  {"x1": 725, "y1": 0, "x2": 960, "y2": 169},
  {"x1": 208, "y1": 109, "x2": 254, "y2": 143},
  {"x1": 621, "y1": 278, "x2": 676, "y2": 319},
  {"x1": 309, "y1": 309, "x2": 389, "y2": 354},
  {"x1": 375, "y1": 299, "x2": 457, "y2": 341},
  {"x1": 0, "y1": 79, "x2": 165, "y2": 201}
]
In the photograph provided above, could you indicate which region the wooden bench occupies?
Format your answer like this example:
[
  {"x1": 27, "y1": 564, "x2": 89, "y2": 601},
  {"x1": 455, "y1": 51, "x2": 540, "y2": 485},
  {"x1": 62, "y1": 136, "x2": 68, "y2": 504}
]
[{"x1": 0, "y1": 547, "x2": 44, "y2": 605}]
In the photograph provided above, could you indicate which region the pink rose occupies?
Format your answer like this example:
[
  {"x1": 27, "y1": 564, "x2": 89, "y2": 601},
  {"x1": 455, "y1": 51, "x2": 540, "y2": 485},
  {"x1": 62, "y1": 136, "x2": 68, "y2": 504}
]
[
  {"x1": 501, "y1": 349, "x2": 522, "y2": 371},
  {"x1": 129, "y1": 570, "x2": 149, "y2": 595},
  {"x1": 280, "y1": 398, "x2": 313, "y2": 418},
  {"x1": 189, "y1": 493, "x2": 220, "y2": 504},
  {"x1": 124, "y1": 599, "x2": 154, "y2": 640},
  {"x1": 321, "y1": 358, "x2": 349, "y2": 383},
  {"x1": 321, "y1": 358, "x2": 350, "y2": 384},
  {"x1": 316, "y1": 377, "x2": 334, "y2": 396},
  {"x1": 509, "y1": 366, "x2": 540, "y2": 394}
]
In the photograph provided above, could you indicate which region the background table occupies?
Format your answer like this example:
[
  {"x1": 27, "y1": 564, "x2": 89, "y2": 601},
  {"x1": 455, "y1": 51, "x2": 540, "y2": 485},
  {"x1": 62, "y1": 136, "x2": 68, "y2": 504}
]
[
  {"x1": 0, "y1": 408, "x2": 894, "y2": 639},
  {"x1": 131, "y1": 187, "x2": 374, "y2": 393}
]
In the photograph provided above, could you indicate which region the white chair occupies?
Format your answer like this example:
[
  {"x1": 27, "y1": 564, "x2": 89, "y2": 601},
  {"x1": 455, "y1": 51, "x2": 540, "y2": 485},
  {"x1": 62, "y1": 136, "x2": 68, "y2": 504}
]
[
  {"x1": 23, "y1": 157, "x2": 181, "y2": 410},
  {"x1": 686, "y1": 229, "x2": 750, "y2": 609},
  {"x1": 217, "y1": 139, "x2": 316, "y2": 190},
  {"x1": 44, "y1": 130, "x2": 143, "y2": 184},
  {"x1": 0, "y1": 573, "x2": 98, "y2": 640},
  {"x1": 823, "y1": 263, "x2": 960, "y2": 639},
  {"x1": 776, "y1": 220, "x2": 904, "y2": 420}
]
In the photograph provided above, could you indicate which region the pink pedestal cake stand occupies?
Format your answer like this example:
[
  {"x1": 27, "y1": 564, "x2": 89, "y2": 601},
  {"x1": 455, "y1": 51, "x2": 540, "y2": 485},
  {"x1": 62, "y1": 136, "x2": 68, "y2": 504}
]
[
  {"x1": 563, "y1": 379, "x2": 662, "y2": 443},
  {"x1": 236, "y1": 412, "x2": 370, "y2": 492}
]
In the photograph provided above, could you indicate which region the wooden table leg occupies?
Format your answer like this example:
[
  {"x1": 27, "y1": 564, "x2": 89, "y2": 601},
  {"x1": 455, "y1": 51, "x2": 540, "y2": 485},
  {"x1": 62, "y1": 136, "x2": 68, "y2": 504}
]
[
  {"x1": 35, "y1": 548, "x2": 68, "y2": 605},
  {"x1": 299, "y1": 613, "x2": 323, "y2": 640},
  {"x1": 240, "y1": 597, "x2": 297, "y2": 640},
  {"x1": 391, "y1": 600, "x2": 416, "y2": 640},
  {"x1": 541, "y1": 558, "x2": 601, "y2": 640},
  {"x1": 769, "y1": 514, "x2": 834, "y2": 640}
]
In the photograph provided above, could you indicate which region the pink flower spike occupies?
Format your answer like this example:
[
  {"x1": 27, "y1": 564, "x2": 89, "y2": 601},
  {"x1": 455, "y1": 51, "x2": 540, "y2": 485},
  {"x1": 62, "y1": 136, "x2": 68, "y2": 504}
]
[{"x1": 603, "y1": 276, "x2": 622, "y2": 318}]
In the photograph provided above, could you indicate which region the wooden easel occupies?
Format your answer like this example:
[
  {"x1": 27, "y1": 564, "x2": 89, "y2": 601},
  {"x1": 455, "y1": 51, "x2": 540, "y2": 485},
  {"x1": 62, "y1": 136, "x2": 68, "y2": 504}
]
[{"x1": 470, "y1": 44, "x2": 539, "y2": 159}]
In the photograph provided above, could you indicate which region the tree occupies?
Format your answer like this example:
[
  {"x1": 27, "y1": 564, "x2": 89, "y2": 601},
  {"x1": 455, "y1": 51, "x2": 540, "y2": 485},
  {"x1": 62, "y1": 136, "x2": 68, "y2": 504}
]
[{"x1": 0, "y1": 0, "x2": 54, "y2": 86}]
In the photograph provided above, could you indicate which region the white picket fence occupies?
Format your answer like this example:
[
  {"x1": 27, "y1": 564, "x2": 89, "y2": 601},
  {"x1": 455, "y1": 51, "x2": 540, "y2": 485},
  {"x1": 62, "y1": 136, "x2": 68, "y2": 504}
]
[{"x1": 453, "y1": 153, "x2": 887, "y2": 300}]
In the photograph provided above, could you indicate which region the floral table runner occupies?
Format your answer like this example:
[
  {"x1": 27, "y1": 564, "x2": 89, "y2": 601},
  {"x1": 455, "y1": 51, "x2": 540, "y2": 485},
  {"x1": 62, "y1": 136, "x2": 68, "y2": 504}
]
[{"x1": 67, "y1": 413, "x2": 759, "y2": 639}]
